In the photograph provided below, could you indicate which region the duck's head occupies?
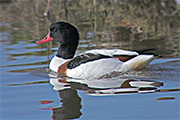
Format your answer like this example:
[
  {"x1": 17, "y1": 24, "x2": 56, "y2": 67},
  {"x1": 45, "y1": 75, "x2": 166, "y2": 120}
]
[
  {"x1": 37, "y1": 22, "x2": 80, "y2": 59},
  {"x1": 37, "y1": 22, "x2": 79, "y2": 44}
]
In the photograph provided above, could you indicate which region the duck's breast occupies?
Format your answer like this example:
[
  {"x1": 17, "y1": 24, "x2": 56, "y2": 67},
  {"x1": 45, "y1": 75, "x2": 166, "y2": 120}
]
[{"x1": 49, "y1": 56, "x2": 69, "y2": 72}]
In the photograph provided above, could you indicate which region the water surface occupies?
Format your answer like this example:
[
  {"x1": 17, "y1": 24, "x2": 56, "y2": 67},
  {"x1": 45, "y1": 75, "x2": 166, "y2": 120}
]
[{"x1": 1, "y1": 1, "x2": 180, "y2": 120}]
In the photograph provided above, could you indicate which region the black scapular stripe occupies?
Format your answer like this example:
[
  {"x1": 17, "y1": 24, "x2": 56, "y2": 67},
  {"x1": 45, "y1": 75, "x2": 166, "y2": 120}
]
[{"x1": 67, "y1": 53, "x2": 112, "y2": 69}]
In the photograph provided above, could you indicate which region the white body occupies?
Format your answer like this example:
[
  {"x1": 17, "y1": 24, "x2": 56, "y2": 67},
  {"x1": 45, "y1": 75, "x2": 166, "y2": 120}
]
[{"x1": 49, "y1": 49, "x2": 154, "y2": 79}]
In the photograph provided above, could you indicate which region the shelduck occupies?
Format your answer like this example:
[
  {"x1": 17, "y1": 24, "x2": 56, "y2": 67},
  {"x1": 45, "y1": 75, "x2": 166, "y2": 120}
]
[{"x1": 37, "y1": 22, "x2": 154, "y2": 79}]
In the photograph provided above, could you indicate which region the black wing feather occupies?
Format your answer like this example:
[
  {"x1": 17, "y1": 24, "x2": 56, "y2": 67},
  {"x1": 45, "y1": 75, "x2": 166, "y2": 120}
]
[
  {"x1": 135, "y1": 49, "x2": 156, "y2": 54},
  {"x1": 67, "y1": 53, "x2": 112, "y2": 69}
]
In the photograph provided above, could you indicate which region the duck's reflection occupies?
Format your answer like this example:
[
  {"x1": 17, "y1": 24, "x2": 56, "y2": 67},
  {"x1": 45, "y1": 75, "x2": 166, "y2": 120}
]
[
  {"x1": 49, "y1": 75, "x2": 163, "y2": 119},
  {"x1": 52, "y1": 89, "x2": 82, "y2": 120},
  {"x1": 50, "y1": 76, "x2": 163, "y2": 120},
  {"x1": 50, "y1": 76, "x2": 163, "y2": 95}
]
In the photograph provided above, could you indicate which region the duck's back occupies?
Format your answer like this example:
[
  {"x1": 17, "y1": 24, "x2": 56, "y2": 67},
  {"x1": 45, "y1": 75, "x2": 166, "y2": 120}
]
[{"x1": 66, "y1": 49, "x2": 153, "y2": 79}]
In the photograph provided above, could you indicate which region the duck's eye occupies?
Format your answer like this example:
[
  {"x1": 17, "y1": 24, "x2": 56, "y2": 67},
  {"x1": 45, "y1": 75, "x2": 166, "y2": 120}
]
[{"x1": 50, "y1": 28, "x2": 57, "y2": 33}]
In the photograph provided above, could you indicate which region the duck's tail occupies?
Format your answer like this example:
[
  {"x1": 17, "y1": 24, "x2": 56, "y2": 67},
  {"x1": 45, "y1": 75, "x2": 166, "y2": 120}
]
[{"x1": 121, "y1": 54, "x2": 154, "y2": 72}]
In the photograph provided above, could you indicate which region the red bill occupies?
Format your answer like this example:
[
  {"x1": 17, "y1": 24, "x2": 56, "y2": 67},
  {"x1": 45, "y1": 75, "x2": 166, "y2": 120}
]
[{"x1": 36, "y1": 32, "x2": 53, "y2": 44}]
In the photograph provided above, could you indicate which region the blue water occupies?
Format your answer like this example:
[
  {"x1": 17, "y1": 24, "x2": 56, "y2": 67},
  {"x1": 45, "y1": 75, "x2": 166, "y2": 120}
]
[{"x1": 1, "y1": 38, "x2": 180, "y2": 120}]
